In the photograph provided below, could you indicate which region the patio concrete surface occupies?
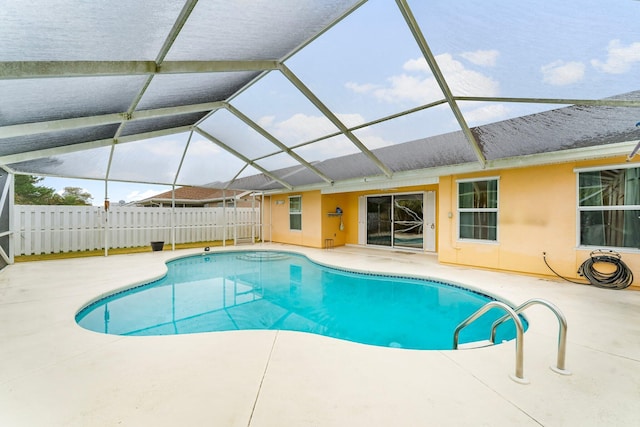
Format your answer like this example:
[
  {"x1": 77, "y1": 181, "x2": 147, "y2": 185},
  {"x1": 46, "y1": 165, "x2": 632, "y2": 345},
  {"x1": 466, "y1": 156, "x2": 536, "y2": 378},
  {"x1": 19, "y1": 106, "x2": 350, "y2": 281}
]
[{"x1": 0, "y1": 243, "x2": 638, "y2": 426}]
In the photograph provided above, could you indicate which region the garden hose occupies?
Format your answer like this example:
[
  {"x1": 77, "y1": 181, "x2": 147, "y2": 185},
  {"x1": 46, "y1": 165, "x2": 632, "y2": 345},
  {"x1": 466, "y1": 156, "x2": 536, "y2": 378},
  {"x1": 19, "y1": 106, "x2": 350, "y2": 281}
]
[{"x1": 543, "y1": 250, "x2": 634, "y2": 290}]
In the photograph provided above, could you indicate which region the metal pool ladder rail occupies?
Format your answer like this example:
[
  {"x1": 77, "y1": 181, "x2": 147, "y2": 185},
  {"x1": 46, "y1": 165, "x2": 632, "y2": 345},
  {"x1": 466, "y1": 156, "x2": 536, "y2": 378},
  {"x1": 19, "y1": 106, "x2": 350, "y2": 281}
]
[
  {"x1": 491, "y1": 298, "x2": 571, "y2": 376},
  {"x1": 453, "y1": 299, "x2": 570, "y2": 384}
]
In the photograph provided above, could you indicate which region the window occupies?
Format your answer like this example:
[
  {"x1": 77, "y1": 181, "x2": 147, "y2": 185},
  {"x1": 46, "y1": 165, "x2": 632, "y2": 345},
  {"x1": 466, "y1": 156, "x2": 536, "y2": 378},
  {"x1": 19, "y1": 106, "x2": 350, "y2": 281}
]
[
  {"x1": 578, "y1": 166, "x2": 640, "y2": 249},
  {"x1": 458, "y1": 178, "x2": 498, "y2": 241},
  {"x1": 289, "y1": 195, "x2": 302, "y2": 231}
]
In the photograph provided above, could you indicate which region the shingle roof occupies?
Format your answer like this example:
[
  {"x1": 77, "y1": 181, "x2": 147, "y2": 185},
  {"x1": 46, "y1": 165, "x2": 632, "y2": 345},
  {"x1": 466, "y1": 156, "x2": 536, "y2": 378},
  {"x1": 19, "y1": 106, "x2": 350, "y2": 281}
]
[
  {"x1": 227, "y1": 93, "x2": 640, "y2": 190},
  {"x1": 143, "y1": 187, "x2": 227, "y2": 202}
]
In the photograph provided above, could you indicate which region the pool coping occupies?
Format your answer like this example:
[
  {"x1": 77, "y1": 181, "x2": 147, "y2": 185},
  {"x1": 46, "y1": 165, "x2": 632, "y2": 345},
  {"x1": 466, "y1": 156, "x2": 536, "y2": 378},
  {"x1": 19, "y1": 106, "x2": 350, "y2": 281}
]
[{"x1": 74, "y1": 248, "x2": 528, "y2": 349}]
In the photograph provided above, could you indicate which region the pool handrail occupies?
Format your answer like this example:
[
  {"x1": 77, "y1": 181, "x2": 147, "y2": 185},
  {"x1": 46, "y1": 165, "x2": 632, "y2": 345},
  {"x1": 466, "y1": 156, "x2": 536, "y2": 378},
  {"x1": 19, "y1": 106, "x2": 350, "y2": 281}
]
[
  {"x1": 453, "y1": 301, "x2": 527, "y2": 383},
  {"x1": 490, "y1": 298, "x2": 570, "y2": 375}
]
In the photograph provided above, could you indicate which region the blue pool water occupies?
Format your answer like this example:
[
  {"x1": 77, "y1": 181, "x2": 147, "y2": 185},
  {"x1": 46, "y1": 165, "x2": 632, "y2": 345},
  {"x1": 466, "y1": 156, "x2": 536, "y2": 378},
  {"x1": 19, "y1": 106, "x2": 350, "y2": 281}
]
[{"x1": 76, "y1": 250, "x2": 526, "y2": 350}]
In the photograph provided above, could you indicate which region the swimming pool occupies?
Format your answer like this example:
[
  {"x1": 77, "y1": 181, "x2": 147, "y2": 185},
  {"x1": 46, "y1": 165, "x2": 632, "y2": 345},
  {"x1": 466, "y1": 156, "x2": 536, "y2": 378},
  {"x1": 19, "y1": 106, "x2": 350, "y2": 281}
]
[{"x1": 76, "y1": 250, "x2": 526, "y2": 350}]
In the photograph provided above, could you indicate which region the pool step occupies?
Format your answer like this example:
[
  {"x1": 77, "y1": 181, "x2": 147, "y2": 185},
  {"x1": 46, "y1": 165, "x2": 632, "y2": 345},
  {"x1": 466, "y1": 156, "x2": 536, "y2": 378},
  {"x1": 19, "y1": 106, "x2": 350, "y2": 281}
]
[{"x1": 457, "y1": 339, "x2": 493, "y2": 349}]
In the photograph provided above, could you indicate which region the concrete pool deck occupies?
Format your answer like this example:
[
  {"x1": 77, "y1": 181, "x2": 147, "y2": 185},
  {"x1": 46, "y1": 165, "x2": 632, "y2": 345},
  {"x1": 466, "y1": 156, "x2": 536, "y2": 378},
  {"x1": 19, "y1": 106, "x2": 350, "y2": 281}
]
[{"x1": 1, "y1": 243, "x2": 638, "y2": 426}]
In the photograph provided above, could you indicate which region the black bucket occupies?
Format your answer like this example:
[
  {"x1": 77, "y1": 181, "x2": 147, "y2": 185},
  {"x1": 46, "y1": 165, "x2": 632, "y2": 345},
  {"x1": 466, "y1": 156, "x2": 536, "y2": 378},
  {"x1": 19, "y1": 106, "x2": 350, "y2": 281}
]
[{"x1": 150, "y1": 241, "x2": 164, "y2": 251}]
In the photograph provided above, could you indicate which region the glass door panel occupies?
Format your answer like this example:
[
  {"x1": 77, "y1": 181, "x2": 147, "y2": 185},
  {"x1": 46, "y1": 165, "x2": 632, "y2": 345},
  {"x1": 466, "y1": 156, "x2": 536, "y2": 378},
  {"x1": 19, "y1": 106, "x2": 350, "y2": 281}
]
[
  {"x1": 367, "y1": 196, "x2": 392, "y2": 246},
  {"x1": 393, "y1": 194, "x2": 424, "y2": 249}
]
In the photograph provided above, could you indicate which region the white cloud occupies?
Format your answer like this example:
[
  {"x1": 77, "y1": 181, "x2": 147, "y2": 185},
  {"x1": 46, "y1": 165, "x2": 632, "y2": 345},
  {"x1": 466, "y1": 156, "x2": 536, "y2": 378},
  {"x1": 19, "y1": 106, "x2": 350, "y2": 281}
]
[
  {"x1": 461, "y1": 104, "x2": 511, "y2": 125},
  {"x1": 355, "y1": 133, "x2": 391, "y2": 150},
  {"x1": 344, "y1": 81, "x2": 379, "y2": 94},
  {"x1": 403, "y1": 58, "x2": 430, "y2": 73},
  {"x1": 373, "y1": 73, "x2": 441, "y2": 104},
  {"x1": 354, "y1": 54, "x2": 500, "y2": 104},
  {"x1": 259, "y1": 112, "x2": 369, "y2": 145},
  {"x1": 591, "y1": 39, "x2": 640, "y2": 74},
  {"x1": 188, "y1": 137, "x2": 223, "y2": 155},
  {"x1": 541, "y1": 60, "x2": 585, "y2": 85},
  {"x1": 267, "y1": 113, "x2": 337, "y2": 142},
  {"x1": 435, "y1": 54, "x2": 500, "y2": 96},
  {"x1": 294, "y1": 135, "x2": 361, "y2": 161},
  {"x1": 257, "y1": 112, "x2": 392, "y2": 162},
  {"x1": 295, "y1": 128, "x2": 392, "y2": 161},
  {"x1": 460, "y1": 49, "x2": 500, "y2": 67},
  {"x1": 335, "y1": 113, "x2": 367, "y2": 128},
  {"x1": 257, "y1": 115, "x2": 275, "y2": 128}
]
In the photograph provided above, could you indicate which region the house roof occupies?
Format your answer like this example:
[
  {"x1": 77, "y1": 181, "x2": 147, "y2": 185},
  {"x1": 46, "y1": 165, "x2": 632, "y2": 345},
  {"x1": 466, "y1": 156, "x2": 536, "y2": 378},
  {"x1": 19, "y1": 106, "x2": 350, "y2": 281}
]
[
  {"x1": 229, "y1": 94, "x2": 640, "y2": 191},
  {"x1": 1, "y1": 1, "x2": 639, "y2": 194},
  {"x1": 138, "y1": 186, "x2": 249, "y2": 203},
  {"x1": 141, "y1": 187, "x2": 224, "y2": 202}
]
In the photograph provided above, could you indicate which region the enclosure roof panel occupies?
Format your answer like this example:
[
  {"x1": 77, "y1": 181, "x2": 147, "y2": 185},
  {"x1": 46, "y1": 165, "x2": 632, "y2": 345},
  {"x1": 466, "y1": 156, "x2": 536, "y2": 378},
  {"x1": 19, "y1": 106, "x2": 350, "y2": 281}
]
[
  {"x1": 1, "y1": 0, "x2": 639, "y2": 191},
  {"x1": 228, "y1": 98, "x2": 640, "y2": 190}
]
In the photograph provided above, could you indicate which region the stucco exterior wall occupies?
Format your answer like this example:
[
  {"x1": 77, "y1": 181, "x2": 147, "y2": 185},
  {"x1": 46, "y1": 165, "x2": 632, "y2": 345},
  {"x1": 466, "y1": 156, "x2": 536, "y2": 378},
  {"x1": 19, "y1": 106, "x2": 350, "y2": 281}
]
[
  {"x1": 265, "y1": 157, "x2": 638, "y2": 287},
  {"x1": 438, "y1": 156, "x2": 640, "y2": 284},
  {"x1": 321, "y1": 193, "x2": 349, "y2": 247},
  {"x1": 269, "y1": 191, "x2": 323, "y2": 248},
  {"x1": 438, "y1": 165, "x2": 575, "y2": 276}
]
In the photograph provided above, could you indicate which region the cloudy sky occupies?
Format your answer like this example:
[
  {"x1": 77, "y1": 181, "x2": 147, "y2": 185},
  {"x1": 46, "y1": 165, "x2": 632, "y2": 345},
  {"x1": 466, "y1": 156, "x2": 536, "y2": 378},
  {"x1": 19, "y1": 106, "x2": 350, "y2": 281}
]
[{"x1": 41, "y1": 0, "x2": 640, "y2": 205}]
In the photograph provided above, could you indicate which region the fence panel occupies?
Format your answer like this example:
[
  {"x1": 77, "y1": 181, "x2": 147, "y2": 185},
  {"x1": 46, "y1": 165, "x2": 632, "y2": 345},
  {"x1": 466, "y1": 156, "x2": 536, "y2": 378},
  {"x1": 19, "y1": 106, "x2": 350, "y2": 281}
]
[{"x1": 14, "y1": 205, "x2": 259, "y2": 256}]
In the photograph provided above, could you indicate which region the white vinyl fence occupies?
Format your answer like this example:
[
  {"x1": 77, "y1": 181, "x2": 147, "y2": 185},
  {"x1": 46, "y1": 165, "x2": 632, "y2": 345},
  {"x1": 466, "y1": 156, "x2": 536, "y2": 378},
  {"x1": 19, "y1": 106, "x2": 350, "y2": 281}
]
[{"x1": 14, "y1": 205, "x2": 260, "y2": 256}]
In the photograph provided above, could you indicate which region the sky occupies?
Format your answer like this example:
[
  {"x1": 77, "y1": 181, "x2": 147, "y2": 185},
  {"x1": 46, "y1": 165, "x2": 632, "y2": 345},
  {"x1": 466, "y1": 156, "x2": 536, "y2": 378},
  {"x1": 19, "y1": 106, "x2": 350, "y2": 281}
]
[{"x1": 37, "y1": 0, "x2": 640, "y2": 206}]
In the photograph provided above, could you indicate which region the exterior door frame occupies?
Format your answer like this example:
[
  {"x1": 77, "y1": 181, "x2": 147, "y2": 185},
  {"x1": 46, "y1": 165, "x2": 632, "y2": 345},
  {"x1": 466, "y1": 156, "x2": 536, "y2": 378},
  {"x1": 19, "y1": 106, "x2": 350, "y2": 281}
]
[{"x1": 358, "y1": 191, "x2": 436, "y2": 252}]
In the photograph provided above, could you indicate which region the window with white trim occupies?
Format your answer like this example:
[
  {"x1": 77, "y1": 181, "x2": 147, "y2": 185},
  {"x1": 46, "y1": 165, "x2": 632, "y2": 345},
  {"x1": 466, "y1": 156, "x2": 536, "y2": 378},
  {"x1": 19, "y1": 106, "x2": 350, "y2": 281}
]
[
  {"x1": 458, "y1": 178, "x2": 498, "y2": 241},
  {"x1": 578, "y1": 166, "x2": 640, "y2": 249},
  {"x1": 289, "y1": 195, "x2": 302, "y2": 231}
]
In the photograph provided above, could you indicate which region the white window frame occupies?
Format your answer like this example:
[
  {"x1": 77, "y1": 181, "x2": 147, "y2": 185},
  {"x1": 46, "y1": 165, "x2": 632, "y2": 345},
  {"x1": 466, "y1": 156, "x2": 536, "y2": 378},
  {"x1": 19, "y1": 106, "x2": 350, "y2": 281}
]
[
  {"x1": 575, "y1": 164, "x2": 640, "y2": 251},
  {"x1": 289, "y1": 195, "x2": 302, "y2": 231},
  {"x1": 456, "y1": 177, "x2": 500, "y2": 243}
]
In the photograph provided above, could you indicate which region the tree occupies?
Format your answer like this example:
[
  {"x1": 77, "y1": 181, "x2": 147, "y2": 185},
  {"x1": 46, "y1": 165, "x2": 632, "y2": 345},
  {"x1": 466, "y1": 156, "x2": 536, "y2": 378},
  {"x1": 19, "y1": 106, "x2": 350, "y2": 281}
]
[
  {"x1": 14, "y1": 175, "x2": 93, "y2": 205},
  {"x1": 59, "y1": 187, "x2": 92, "y2": 205},
  {"x1": 14, "y1": 175, "x2": 59, "y2": 205}
]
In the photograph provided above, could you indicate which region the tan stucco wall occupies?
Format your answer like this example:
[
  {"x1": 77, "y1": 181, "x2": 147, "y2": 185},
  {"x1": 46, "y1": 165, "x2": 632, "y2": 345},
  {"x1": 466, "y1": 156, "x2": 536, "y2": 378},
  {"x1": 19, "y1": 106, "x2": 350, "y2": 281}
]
[
  {"x1": 268, "y1": 191, "x2": 323, "y2": 248},
  {"x1": 321, "y1": 193, "x2": 349, "y2": 247},
  {"x1": 265, "y1": 157, "x2": 638, "y2": 287},
  {"x1": 438, "y1": 165, "x2": 575, "y2": 275},
  {"x1": 438, "y1": 156, "x2": 640, "y2": 284}
]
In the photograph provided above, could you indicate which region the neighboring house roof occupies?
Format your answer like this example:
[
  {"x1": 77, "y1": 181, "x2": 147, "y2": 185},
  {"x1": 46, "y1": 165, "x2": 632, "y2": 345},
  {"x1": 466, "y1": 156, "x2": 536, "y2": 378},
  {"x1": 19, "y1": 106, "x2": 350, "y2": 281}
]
[{"x1": 137, "y1": 187, "x2": 253, "y2": 205}]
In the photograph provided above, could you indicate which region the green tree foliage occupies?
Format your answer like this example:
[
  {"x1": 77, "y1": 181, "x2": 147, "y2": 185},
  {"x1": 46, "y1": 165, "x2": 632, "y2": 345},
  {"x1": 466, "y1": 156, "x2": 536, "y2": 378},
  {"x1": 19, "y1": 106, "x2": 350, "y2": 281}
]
[
  {"x1": 59, "y1": 187, "x2": 92, "y2": 205},
  {"x1": 14, "y1": 175, "x2": 59, "y2": 205},
  {"x1": 14, "y1": 175, "x2": 92, "y2": 205}
]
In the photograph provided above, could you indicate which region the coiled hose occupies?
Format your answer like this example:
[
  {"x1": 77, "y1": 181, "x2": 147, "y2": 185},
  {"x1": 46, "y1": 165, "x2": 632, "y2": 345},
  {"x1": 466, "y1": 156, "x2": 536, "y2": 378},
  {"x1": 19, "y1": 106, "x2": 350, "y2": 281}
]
[{"x1": 543, "y1": 250, "x2": 634, "y2": 290}]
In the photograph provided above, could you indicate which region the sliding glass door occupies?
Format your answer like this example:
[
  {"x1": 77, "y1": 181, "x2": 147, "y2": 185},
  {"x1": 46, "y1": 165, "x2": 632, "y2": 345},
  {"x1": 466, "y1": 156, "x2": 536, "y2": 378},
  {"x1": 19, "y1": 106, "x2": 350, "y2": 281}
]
[
  {"x1": 393, "y1": 194, "x2": 424, "y2": 249},
  {"x1": 367, "y1": 196, "x2": 392, "y2": 246},
  {"x1": 365, "y1": 193, "x2": 426, "y2": 250}
]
